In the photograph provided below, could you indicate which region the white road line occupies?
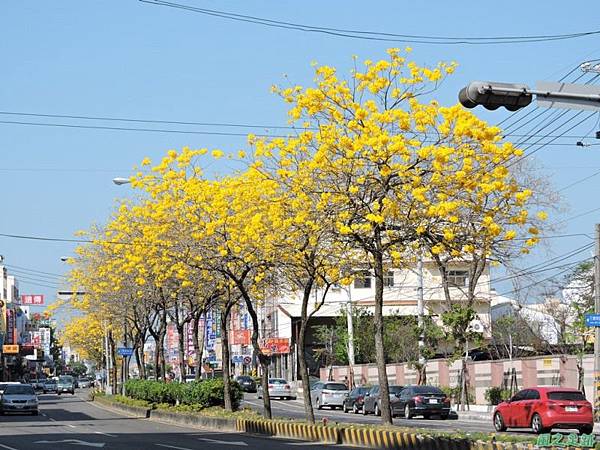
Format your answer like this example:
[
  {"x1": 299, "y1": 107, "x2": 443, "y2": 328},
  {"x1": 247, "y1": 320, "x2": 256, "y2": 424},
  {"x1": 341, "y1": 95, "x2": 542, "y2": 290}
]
[
  {"x1": 67, "y1": 424, "x2": 77, "y2": 428},
  {"x1": 94, "y1": 431, "x2": 117, "y2": 438},
  {"x1": 155, "y1": 444, "x2": 193, "y2": 450},
  {"x1": 0, "y1": 444, "x2": 19, "y2": 450}
]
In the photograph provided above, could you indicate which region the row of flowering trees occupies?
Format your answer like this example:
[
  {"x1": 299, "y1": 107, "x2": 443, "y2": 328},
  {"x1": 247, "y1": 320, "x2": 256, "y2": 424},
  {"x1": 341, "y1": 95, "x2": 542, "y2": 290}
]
[{"x1": 62, "y1": 49, "x2": 546, "y2": 424}]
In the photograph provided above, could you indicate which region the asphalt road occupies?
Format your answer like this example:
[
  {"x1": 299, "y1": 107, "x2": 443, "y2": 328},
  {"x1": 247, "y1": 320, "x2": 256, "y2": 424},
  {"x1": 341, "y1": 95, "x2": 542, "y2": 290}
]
[
  {"x1": 243, "y1": 394, "x2": 598, "y2": 437},
  {"x1": 0, "y1": 390, "x2": 333, "y2": 450}
]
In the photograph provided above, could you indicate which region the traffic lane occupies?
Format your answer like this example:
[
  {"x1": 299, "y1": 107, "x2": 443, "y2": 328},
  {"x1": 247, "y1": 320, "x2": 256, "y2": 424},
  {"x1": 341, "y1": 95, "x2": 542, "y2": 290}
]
[
  {"x1": 0, "y1": 392, "x2": 335, "y2": 450},
  {"x1": 243, "y1": 395, "x2": 500, "y2": 434}
]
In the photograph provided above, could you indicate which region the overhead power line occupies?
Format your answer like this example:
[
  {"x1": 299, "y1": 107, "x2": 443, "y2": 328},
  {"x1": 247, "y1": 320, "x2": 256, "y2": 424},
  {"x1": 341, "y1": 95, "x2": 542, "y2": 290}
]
[{"x1": 139, "y1": 0, "x2": 600, "y2": 45}]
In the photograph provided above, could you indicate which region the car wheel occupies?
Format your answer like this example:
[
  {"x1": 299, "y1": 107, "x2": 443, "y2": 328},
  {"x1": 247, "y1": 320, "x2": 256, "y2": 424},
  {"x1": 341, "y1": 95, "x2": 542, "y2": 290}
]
[
  {"x1": 375, "y1": 403, "x2": 381, "y2": 416},
  {"x1": 362, "y1": 403, "x2": 369, "y2": 415},
  {"x1": 493, "y1": 412, "x2": 506, "y2": 432},
  {"x1": 440, "y1": 414, "x2": 449, "y2": 420},
  {"x1": 579, "y1": 425, "x2": 593, "y2": 435},
  {"x1": 343, "y1": 402, "x2": 349, "y2": 413},
  {"x1": 291, "y1": 397, "x2": 296, "y2": 400},
  {"x1": 531, "y1": 413, "x2": 547, "y2": 434},
  {"x1": 404, "y1": 404, "x2": 412, "y2": 419},
  {"x1": 32, "y1": 411, "x2": 39, "y2": 416},
  {"x1": 352, "y1": 403, "x2": 359, "y2": 414},
  {"x1": 316, "y1": 398, "x2": 322, "y2": 410}
]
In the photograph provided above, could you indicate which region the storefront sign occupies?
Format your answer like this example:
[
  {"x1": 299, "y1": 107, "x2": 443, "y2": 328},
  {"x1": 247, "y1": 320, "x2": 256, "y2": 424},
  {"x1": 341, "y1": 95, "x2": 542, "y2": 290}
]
[
  {"x1": 261, "y1": 338, "x2": 290, "y2": 355},
  {"x1": 2, "y1": 344, "x2": 19, "y2": 354}
]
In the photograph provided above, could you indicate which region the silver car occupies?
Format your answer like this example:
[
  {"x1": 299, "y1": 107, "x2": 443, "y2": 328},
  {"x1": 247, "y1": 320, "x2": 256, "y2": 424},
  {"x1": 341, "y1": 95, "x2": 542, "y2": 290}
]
[
  {"x1": 311, "y1": 382, "x2": 349, "y2": 410},
  {"x1": 257, "y1": 378, "x2": 296, "y2": 400},
  {"x1": 0, "y1": 384, "x2": 38, "y2": 415}
]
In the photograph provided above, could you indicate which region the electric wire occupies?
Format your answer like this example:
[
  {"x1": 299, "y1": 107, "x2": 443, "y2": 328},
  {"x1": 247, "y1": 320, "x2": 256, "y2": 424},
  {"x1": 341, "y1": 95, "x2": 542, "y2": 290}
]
[{"x1": 139, "y1": 0, "x2": 600, "y2": 45}]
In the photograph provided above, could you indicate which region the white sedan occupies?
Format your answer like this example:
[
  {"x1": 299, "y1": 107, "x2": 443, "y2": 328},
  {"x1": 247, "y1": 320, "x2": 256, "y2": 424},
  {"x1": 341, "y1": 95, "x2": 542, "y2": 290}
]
[{"x1": 257, "y1": 378, "x2": 296, "y2": 400}]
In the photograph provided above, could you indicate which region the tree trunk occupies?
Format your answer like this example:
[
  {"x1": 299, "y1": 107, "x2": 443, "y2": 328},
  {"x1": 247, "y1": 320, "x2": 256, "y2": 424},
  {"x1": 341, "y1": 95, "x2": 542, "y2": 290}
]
[
  {"x1": 298, "y1": 278, "x2": 315, "y2": 423},
  {"x1": 176, "y1": 323, "x2": 187, "y2": 382},
  {"x1": 239, "y1": 287, "x2": 272, "y2": 419},
  {"x1": 373, "y1": 249, "x2": 392, "y2": 424},
  {"x1": 193, "y1": 313, "x2": 204, "y2": 381},
  {"x1": 220, "y1": 300, "x2": 235, "y2": 411}
]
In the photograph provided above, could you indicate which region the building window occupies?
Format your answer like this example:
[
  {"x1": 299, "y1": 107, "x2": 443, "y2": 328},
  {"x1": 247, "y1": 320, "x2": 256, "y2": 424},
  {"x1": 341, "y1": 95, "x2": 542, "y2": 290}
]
[
  {"x1": 447, "y1": 270, "x2": 469, "y2": 287},
  {"x1": 384, "y1": 271, "x2": 394, "y2": 287},
  {"x1": 354, "y1": 271, "x2": 372, "y2": 289}
]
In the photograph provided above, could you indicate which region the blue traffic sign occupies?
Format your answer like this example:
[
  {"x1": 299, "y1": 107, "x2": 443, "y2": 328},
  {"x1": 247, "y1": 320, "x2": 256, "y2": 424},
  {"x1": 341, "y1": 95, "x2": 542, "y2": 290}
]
[
  {"x1": 585, "y1": 314, "x2": 600, "y2": 327},
  {"x1": 117, "y1": 347, "x2": 134, "y2": 356}
]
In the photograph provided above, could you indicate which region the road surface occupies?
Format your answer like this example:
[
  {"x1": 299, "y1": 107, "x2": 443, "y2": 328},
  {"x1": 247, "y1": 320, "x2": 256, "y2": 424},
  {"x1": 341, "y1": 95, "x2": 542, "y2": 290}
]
[
  {"x1": 0, "y1": 390, "x2": 332, "y2": 450},
  {"x1": 241, "y1": 394, "x2": 574, "y2": 436}
]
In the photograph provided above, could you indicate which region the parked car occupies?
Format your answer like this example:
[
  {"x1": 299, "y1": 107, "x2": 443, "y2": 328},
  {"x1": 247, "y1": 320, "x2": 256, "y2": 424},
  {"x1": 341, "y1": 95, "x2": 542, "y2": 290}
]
[
  {"x1": 57, "y1": 375, "x2": 76, "y2": 395},
  {"x1": 29, "y1": 379, "x2": 44, "y2": 391},
  {"x1": 0, "y1": 384, "x2": 38, "y2": 415},
  {"x1": 257, "y1": 378, "x2": 295, "y2": 400},
  {"x1": 493, "y1": 387, "x2": 593, "y2": 434},
  {"x1": 78, "y1": 378, "x2": 92, "y2": 388},
  {"x1": 342, "y1": 386, "x2": 370, "y2": 414},
  {"x1": 395, "y1": 385, "x2": 451, "y2": 419},
  {"x1": 235, "y1": 375, "x2": 257, "y2": 393},
  {"x1": 362, "y1": 385, "x2": 404, "y2": 416},
  {"x1": 42, "y1": 379, "x2": 58, "y2": 394},
  {"x1": 310, "y1": 382, "x2": 349, "y2": 410}
]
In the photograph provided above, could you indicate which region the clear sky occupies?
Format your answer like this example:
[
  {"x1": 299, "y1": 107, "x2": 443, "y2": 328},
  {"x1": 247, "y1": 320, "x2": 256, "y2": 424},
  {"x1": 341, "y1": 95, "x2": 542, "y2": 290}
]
[{"x1": 1, "y1": 0, "x2": 600, "y2": 312}]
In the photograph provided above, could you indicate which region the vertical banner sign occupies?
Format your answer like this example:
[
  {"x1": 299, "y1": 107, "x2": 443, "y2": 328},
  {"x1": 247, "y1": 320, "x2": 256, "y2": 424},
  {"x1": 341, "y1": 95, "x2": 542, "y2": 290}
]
[
  {"x1": 38, "y1": 327, "x2": 51, "y2": 356},
  {"x1": 5, "y1": 309, "x2": 14, "y2": 344},
  {"x1": 205, "y1": 310, "x2": 215, "y2": 351}
]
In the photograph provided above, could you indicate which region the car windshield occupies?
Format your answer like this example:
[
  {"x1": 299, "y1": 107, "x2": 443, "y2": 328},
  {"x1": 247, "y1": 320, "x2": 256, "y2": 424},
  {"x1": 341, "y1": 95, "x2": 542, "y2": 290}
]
[
  {"x1": 355, "y1": 387, "x2": 369, "y2": 394},
  {"x1": 269, "y1": 379, "x2": 287, "y2": 384},
  {"x1": 237, "y1": 376, "x2": 252, "y2": 381},
  {"x1": 548, "y1": 391, "x2": 586, "y2": 401},
  {"x1": 389, "y1": 385, "x2": 403, "y2": 394},
  {"x1": 45, "y1": 380, "x2": 56, "y2": 384},
  {"x1": 4, "y1": 385, "x2": 35, "y2": 395},
  {"x1": 413, "y1": 386, "x2": 443, "y2": 395},
  {"x1": 59, "y1": 376, "x2": 73, "y2": 383},
  {"x1": 324, "y1": 383, "x2": 347, "y2": 391}
]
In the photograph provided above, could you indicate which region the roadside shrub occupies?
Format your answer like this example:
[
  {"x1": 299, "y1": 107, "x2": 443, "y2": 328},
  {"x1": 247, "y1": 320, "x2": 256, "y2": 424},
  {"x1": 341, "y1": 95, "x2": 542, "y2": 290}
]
[
  {"x1": 484, "y1": 387, "x2": 511, "y2": 405},
  {"x1": 124, "y1": 378, "x2": 243, "y2": 410}
]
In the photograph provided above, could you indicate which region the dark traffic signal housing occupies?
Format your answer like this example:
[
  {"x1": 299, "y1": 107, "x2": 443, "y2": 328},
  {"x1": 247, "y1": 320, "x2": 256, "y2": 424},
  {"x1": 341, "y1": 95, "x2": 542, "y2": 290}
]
[{"x1": 459, "y1": 81, "x2": 533, "y2": 111}]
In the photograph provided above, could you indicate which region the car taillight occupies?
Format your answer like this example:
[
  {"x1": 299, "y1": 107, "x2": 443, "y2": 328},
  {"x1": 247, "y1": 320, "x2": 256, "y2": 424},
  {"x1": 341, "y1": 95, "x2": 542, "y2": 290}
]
[
  {"x1": 443, "y1": 397, "x2": 451, "y2": 404},
  {"x1": 268, "y1": 384, "x2": 274, "y2": 388},
  {"x1": 413, "y1": 395, "x2": 423, "y2": 403},
  {"x1": 285, "y1": 385, "x2": 290, "y2": 389}
]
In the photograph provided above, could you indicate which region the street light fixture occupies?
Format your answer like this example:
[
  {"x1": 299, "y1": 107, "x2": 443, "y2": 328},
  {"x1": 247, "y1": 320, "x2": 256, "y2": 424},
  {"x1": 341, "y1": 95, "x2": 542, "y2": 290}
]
[{"x1": 112, "y1": 177, "x2": 131, "y2": 186}]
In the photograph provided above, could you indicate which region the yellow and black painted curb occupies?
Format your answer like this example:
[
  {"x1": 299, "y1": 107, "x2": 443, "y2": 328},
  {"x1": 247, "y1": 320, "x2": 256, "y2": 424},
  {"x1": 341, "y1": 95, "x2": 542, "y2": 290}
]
[
  {"x1": 236, "y1": 419, "x2": 582, "y2": 450},
  {"x1": 236, "y1": 419, "x2": 339, "y2": 443}
]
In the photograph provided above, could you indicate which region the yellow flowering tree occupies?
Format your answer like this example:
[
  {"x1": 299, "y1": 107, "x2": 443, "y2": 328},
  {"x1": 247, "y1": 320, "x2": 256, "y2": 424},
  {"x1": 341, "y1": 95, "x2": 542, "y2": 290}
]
[{"x1": 251, "y1": 48, "x2": 543, "y2": 423}]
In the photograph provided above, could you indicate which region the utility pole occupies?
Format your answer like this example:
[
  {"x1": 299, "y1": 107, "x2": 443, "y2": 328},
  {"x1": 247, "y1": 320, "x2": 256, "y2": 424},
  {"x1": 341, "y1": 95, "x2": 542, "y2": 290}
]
[
  {"x1": 346, "y1": 287, "x2": 355, "y2": 389},
  {"x1": 417, "y1": 254, "x2": 425, "y2": 384},
  {"x1": 594, "y1": 224, "x2": 600, "y2": 418}
]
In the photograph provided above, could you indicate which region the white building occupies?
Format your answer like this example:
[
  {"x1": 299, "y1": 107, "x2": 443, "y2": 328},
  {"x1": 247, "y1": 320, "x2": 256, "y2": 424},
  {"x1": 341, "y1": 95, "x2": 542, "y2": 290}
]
[{"x1": 263, "y1": 261, "x2": 493, "y2": 380}]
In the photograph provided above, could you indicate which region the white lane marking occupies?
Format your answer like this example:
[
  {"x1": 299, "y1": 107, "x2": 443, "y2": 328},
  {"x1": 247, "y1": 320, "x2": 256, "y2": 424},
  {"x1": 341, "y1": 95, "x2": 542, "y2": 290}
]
[
  {"x1": 94, "y1": 431, "x2": 117, "y2": 438},
  {"x1": 0, "y1": 444, "x2": 19, "y2": 450},
  {"x1": 34, "y1": 440, "x2": 105, "y2": 448},
  {"x1": 197, "y1": 437, "x2": 248, "y2": 446},
  {"x1": 67, "y1": 424, "x2": 77, "y2": 428},
  {"x1": 287, "y1": 442, "x2": 331, "y2": 446},
  {"x1": 155, "y1": 444, "x2": 193, "y2": 450}
]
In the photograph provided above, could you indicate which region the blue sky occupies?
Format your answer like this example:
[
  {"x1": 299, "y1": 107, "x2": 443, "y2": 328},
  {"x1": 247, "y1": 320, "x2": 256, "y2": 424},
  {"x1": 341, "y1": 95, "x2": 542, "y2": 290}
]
[{"x1": 1, "y1": 0, "x2": 600, "y2": 311}]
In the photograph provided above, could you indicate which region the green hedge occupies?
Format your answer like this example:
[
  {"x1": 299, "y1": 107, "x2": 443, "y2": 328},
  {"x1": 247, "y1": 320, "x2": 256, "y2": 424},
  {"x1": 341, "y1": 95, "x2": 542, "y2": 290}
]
[{"x1": 124, "y1": 379, "x2": 243, "y2": 410}]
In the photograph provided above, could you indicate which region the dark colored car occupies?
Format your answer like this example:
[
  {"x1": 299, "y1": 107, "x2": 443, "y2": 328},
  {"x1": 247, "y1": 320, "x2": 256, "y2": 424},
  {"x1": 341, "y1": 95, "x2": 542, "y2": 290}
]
[
  {"x1": 343, "y1": 386, "x2": 370, "y2": 414},
  {"x1": 396, "y1": 385, "x2": 450, "y2": 419},
  {"x1": 363, "y1": 385, "x2": 404, "y2": 416},
  {"x1": 235, "y1": 375, "x2": 257, "y2": 393},
  {"x1": 493, "y1": 387, "x2": 593, "y2": 434}
]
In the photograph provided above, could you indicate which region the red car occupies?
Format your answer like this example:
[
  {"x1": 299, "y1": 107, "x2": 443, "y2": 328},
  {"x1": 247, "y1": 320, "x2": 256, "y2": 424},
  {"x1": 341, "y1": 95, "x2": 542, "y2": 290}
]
[{"x1": 493, "y1": 387, "x2": 593, "y2": 434}]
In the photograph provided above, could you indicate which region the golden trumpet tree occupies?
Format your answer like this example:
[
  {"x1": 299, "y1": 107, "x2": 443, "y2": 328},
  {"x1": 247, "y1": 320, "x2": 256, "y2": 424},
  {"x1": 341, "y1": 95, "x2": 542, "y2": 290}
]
[
  {"x1": 62, "y1": 313, "x2": 105, "y2": 366},
  {"x1": 249, "y1": 48, "x2": 543, "y2": 423}
]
